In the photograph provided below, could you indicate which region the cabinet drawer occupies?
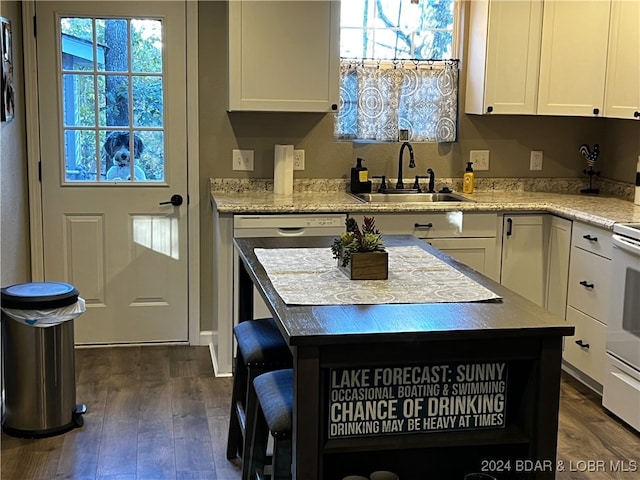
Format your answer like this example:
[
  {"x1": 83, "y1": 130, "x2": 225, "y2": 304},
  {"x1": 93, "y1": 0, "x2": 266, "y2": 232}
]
[
  {"x1": 564, "y1": 306, "x2": 606, "y2": 385},
  {"x1": 352, "y1": 213, "x2": 498, "y2": 238},
  {"x1": 567, "y1": 247, "x2": 611, "y2": 323},
  {"x1": 571, "y1": 221, "x2": 612, "y2": 259}
]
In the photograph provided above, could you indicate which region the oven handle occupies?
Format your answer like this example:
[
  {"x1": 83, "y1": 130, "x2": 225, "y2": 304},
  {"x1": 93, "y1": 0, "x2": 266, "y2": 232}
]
[{"x1": 613, "y1": 234, "x2": 640, "y2": 255}]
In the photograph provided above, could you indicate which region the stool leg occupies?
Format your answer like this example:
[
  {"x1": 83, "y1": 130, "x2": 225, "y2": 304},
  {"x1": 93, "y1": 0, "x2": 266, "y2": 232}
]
[
  {"x1": 247, "y1": 400, "x2": 270, "y2": 480},
  {"x1": 226, "y1": 349, "x2": 248, "y2": 461},
  {"x1": 272, "y1": 437, "x2": 292, "y2": 480},
  {"x1": 242, "y1": 366, "x2": 264, "y2": 480}
]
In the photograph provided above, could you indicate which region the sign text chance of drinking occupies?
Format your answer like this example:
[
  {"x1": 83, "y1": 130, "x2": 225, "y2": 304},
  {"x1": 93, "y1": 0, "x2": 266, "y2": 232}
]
[{"x1": 328, "y1": 362, "x2": 508, "y2": 438}]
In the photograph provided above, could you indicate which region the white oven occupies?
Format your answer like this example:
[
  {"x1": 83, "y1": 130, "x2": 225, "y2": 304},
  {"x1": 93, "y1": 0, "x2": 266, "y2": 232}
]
[{"x1": 603, "y1": 223, "x2": 640, "y2": 432}]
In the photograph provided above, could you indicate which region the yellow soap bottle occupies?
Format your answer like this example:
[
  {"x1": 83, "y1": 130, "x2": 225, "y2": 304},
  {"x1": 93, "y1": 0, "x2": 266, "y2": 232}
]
[{"x1": 463, "y1": 162, "x2": 475, "y2": 194}]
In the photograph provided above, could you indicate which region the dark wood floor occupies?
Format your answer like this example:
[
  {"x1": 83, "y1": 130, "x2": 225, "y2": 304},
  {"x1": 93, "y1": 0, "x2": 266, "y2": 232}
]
[{"x1": 1, "y1": 346, "x2": 639, "y2": 479}]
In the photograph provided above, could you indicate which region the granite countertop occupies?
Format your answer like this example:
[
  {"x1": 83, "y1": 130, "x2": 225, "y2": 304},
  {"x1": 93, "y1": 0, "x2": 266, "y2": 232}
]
[{"x1": 211, "y1": 179, "x2": 640, "y2": 230}]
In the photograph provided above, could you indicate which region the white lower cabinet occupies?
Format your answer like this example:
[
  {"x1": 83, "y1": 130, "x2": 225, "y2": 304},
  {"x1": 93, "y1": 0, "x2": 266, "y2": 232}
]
[
  {"x1": 546, "y1": 216, "x2": 572, "y2": 319},
  {"x1": 428, "y1": 237, "x2": 500, "y2": 282},
  {"x1": 564, "y1": 221, "x2": 612, "y2": 387},
  {"x1": 348, "y1": 212, "x2": 501, "y2": 282},
  {"x1": 566, "y1": 247, "x2": 612, "y2": 322},
  {"x1": 564, "y1": 306, "x2": 607, "y2": 385},
  {"x1": 500, "y1": 214, "x2": 572, "y2": 314},
  {"x1": 500, "y1": 214, "x2": 547, "y2": 307}
]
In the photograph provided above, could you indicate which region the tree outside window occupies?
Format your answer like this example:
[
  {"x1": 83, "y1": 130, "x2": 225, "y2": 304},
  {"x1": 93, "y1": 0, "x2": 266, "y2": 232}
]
[
  {"x1": 336, "y1": 0, "x2": 459, "y2": 143},
  {"x1": 340, "y1": 0, "x2": 456, "y2": 60}
]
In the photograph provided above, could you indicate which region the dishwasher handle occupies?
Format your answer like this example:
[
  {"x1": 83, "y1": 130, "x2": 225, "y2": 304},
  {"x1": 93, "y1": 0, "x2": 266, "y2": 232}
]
[{"x1": 275, "y1": 227, "x2": 307, "y2": 236}]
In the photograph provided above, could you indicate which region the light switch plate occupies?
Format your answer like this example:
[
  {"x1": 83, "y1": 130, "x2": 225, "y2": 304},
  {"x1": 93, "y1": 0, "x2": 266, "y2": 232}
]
[
  {"x1": 530, "y1": 151, "x2": 543, "y2": 171},
  {"x1": 293, "y1": 150, "x2": 305, "y2": 170},
  {"x1": 470, "y1": 150, "x2": 490, "y2": 170},
  {"x1": 232, "y1": 149, "x2": 254, "y2": 171}
]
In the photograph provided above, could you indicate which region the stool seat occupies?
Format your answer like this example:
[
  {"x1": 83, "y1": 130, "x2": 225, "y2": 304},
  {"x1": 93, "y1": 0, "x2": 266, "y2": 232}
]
[
  {"x1": 253, "y1": 369, "x2": 293, "y2": 438},
  {"x1": 235, "y1": 318, "x2": 290, "y2": 366},
  {"x1": 227, "y1": 318, "x2": 292, "y2": 480},
  {"x1": 249, "y1": 369, "x2": 294, "y2": 480}
]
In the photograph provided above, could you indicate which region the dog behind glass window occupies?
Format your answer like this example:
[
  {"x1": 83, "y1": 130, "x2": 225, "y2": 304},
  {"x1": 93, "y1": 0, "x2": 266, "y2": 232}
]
[{"x1": 103, "y1": 131, "x2": 146, "y2": 181}]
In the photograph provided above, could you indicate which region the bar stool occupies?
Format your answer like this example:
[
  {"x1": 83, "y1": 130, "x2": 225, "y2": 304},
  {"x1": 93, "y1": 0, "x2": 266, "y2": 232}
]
[
  {"x1": 226, "y1": 318, "x2": 292, "y2": 480},
  {"x1": 249, "y1": 368, "x2": 293, "y2": 480}
]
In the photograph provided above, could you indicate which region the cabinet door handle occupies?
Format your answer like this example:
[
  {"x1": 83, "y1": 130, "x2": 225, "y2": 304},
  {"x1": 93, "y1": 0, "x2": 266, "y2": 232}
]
[
  {"x1": 579, "y1": 280, "x2": 595, "y2": 289},
  {"x1": 414, "y1": 222, "x2": 433, "y2": 229},
  {"x1": 506, "y1": 218, "x2": 513, "y2": 236},
  {"x1": 583, "y1": 234, "x2": 598, "y2": 242},
  {"x1": 575, "y1": 339, "x2": 590, "y2": 349}
]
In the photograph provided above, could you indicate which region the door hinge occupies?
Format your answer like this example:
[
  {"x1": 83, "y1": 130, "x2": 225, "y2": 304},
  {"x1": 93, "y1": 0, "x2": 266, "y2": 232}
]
[
  {"x1": 38, "y1": 161, "x2": 42, "y2": 182},
  {"x1": 33, "y1": 16, "x2": 37, "y2": 37},
  {"x1": 187, "y1": 194, "x2": 190, "y2": 205}
]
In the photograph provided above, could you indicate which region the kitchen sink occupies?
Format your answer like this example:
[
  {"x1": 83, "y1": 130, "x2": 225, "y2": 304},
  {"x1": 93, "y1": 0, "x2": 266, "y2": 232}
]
[{"x1": 352, "y1": 192, "x2": 474, "y2": 203}]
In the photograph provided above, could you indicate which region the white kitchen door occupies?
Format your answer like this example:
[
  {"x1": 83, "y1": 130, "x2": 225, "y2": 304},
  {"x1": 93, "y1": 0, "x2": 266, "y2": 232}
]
[{"x1": 35, "y1": 1, "x2": 188, "y2": 344}]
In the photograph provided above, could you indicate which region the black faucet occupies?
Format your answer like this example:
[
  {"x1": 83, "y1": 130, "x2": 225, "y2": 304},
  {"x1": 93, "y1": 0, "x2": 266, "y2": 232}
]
[
  {"x1": 412, "y1": 175, "x2": 428, "y2": 193},
  {"x1": 427, "y1": 168, "x2": 435, "y2": 193},
  {"x1": 396, "y1": 142, "x2": 415, "y2": 189},
  {"x1": 372, "y1": 175, "x2": 387, "y2": 192}
]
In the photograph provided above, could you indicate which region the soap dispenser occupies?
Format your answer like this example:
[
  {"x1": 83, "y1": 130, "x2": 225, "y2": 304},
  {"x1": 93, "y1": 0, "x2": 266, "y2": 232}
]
[
  {"x1": 463, "y1": 162, "x2": 475, "y2": 194},
  {"x1": 351, "y1": 158, "x2": 372, "y2": 194}
]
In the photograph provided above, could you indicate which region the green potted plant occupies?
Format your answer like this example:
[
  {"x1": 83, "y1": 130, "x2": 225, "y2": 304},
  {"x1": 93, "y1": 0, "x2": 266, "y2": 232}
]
[{"x1": 331, "y1": 216, "x2": 388, "y2": 280}]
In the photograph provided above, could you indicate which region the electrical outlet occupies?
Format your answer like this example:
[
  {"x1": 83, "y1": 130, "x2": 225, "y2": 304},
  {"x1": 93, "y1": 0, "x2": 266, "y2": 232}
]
[
  {"x1": 293, "y1": 150, "x2": 305, "y2": 170},
  {"x1": 232, "y1": 149, "x2": 254, "y2": 171},
  {"x1": 470, "y1": 150, "x2": 490, "y2": 170},
  {"x1": 530, "y1": 151, "x2": 543, "y2": 171}
]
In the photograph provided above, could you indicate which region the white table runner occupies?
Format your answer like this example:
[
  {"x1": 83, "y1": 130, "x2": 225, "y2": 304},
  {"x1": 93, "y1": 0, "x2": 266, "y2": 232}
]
[{"x1": 254, "y1": 246, "x2": 501, "y2": 305}]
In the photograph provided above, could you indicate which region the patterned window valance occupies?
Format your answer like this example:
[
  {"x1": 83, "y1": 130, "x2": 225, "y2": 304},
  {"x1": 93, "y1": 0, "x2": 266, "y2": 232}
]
[{"x1": 334, "y1": 59, "x2": 459, "y2": 143}]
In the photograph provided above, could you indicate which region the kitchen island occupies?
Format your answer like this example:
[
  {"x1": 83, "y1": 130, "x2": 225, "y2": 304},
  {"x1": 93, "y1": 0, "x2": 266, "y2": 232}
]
[{"x1": 234, "y1": 234, "x2": 575, "y2": 480}]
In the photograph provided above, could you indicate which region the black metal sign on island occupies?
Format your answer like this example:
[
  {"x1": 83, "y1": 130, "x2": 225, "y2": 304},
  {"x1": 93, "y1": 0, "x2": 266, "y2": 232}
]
[{"x1": 328, "y1": 362, "x2": 507, "y2": 438}]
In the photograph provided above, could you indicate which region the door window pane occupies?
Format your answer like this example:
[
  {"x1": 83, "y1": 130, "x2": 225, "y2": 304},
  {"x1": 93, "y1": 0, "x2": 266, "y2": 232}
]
[
  {"x1": 131, "y1": 19, "x2": 162, "y2": 73},
  {"x1": 62, "y1": 74, "x2": 95, "y2": 126},
  {"x1": 65, "y1": 129, "x2": 98, "y2": 181},
  {"x1": 101, "y1": 75, "x2": 130, "y2": 127},
  {"x1": 96, "y1": 18, "x2": 129, "y2": 72},
  {"x1": 60, "y1": 16, "x2": 165, "y2": 183},
  {"x1": 136, "y1": 130, "x2": 164, "y2": 182},
  {"x1": 133, "y1": 76, "x2": 163, "y2": 127}
]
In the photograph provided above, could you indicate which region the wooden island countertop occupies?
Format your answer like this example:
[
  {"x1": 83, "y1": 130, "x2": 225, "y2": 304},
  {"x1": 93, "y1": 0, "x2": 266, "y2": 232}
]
[{"x1": 234, "y1": 235, "x2": 575, "y2": 480}]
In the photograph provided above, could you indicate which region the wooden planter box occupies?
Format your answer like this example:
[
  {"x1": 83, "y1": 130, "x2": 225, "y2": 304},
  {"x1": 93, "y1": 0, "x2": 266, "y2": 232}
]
[{"x1": 338, "y1": 251, "x2": 388, "y2": 280}]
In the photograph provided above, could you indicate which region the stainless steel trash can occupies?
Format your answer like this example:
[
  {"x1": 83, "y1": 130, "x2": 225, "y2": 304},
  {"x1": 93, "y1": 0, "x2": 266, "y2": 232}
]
[{"x1": 1, "y1": 282, "x2": 86, "y2": 438}]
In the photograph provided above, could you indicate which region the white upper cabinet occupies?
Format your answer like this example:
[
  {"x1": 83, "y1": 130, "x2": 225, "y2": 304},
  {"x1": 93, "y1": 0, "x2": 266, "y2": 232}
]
[
  {"x1": 604, "y1": 0, "x2": 640, "y2": 120},
  {"x1": 537, "y1": 0, "x2": 611, "y2": 116},
  {"x1": 465, "y1": 0, "x2": 543, "y2": 115},
  {"x1": 228, "y1": 1, "x2": 340, "y2": 112}
]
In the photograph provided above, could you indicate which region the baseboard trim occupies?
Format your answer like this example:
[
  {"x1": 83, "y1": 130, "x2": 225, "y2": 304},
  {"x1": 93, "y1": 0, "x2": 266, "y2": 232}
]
[
  {"x1": 201, "y1": 330, "x2": 232, "y2": 378},
  {"x1": 562, "y1": 361, "x2": 603, "y2": 396}
]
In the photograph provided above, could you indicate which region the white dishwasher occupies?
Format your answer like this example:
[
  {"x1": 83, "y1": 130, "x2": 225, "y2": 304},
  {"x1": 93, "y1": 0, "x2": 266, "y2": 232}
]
[{"x1": 233, "y1": 213, "x2": 346, "y2": 320}]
